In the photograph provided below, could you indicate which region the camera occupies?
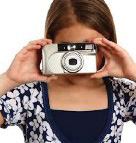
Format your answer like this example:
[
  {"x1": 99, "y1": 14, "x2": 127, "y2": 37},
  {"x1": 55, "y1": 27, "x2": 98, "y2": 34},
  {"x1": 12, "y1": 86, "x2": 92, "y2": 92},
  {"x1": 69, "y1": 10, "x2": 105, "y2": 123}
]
[{"x1": 41, "y1": 42, "x2": 98, "y2": 75}]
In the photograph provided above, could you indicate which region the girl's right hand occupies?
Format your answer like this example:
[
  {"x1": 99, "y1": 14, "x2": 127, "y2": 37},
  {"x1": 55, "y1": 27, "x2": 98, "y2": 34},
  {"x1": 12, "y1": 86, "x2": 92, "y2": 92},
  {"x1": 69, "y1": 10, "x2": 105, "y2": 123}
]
[{"x1": 5, "y1": 38, "x2": 58, "y2": 85}]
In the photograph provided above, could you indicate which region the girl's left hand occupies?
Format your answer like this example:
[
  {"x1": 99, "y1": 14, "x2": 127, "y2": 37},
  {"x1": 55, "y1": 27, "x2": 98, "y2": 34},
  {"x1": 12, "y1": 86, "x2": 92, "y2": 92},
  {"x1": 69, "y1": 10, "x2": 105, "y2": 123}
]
[{"x1": 86, "y1": 38, "x2": 136, "y2": 80}]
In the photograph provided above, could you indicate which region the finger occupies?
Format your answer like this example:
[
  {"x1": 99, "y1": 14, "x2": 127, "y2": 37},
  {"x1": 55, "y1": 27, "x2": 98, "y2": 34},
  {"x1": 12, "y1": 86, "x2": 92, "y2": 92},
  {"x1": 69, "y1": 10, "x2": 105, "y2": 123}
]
[
  {"x1": 25, "y1": 44, "x2": 41, "y2": 51},
  {"x1": 46, "y1": 75, "x2": 58, "y2": 83},
  {"x1": 86, "y1": 38, "x2": 103, "y2": 42},
  {"x1": 31, "y1": 38, "x2": 52, "y2": 43},
  {"x1": 99, "y1": 47, "x2": 112, "y2": 59},
  {"x1": 90, "y1": 57, "x2": 110, "y2": 78},
  {"x1": 86, "y1": 38, "x2": 113, "y2": 58},
  {"x1": 19, "y1": 40, "x2": 46, "y2": 55},
  {"x1": 93, "y1": 40, "x2": 109, "y2": 48},
  {"x1": 87, "y1": 38, "x2": 113, "y2": 52},
  {"x1": 46, "y1": 78, "x2": 58, "y2": 83},
  {"x1": 20, "y1": 45, "x2": 42, "y2": 56},
  {"x1": 44, "y1": 38, "x2": 53, "y2": 43},
  {"x1": 86, "y1": 38, "x2": 104, "y2": 44},
  {"x1": 102, "y1": 38, "x2": 123, "y2": 52},
  {"x1": 35, "y1": 75, "x2": 58, "y2": 82},
  {"x1": 29, "y1": 40, "x2": 47, "y2": 47},
  {"x1": 29, "y1": 39, "x2": 52, "y2": 46}
]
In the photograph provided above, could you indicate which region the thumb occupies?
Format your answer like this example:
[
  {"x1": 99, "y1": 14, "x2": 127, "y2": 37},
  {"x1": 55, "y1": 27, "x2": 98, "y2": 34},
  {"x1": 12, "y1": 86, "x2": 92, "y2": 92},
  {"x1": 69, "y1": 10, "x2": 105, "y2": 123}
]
[
  {"x1": 34, "y1": 75, "x2": 58, "y2": 82},
  {"x1": 90, "y1": 68, "x2": 109, "y2": 79}
]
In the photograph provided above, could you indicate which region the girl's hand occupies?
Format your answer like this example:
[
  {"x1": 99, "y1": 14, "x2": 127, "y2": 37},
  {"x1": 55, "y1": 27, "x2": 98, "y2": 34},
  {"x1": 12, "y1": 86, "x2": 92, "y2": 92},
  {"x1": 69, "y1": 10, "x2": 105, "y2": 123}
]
[
  {"x1": 86, "y1": 38, "x2": 136, "y2": 80},
  {"x1": 5, "y1": 39, "x2": 58, "y2": 84}
]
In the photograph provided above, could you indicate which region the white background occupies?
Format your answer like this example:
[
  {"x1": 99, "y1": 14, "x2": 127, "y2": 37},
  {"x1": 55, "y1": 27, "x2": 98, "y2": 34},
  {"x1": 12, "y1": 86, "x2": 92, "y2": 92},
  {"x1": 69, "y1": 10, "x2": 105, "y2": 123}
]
[{"x1": 0, "y1": 0, "x2": 136, "y2": 143}]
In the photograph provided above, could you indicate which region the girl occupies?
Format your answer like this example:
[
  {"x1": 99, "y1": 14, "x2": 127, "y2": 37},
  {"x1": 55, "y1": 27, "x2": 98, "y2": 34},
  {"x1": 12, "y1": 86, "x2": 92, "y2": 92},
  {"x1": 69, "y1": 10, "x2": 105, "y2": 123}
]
[{"x1": 0, "y1": 0, "x2": 136, "y2": 143}]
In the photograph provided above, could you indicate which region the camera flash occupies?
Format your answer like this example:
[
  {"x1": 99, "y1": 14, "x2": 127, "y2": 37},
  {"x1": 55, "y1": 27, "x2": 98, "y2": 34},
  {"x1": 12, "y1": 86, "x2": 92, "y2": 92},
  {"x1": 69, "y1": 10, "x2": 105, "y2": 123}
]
[{"x1": 67, "y1": 45, "x2": 76, "y2": 50}]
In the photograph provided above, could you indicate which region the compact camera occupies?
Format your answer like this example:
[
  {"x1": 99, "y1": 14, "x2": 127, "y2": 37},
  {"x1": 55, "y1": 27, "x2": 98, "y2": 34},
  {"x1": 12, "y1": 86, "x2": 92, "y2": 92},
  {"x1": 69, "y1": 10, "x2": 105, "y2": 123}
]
[{"x1": 41, "y1": 42, "x2": 98, "y2": 75}]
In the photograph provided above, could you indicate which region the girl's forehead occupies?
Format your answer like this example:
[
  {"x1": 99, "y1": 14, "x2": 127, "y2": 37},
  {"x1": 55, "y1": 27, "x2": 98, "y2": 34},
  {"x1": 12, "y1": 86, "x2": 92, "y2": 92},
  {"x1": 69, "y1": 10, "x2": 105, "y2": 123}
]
[{"x1": 54, "y1": 24, "x2": 104, "y2": 43}]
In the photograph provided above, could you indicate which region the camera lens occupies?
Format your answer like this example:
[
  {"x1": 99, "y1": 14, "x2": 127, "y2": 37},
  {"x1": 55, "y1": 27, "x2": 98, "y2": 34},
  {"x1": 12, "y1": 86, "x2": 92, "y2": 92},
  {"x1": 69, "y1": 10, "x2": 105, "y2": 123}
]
[
  {"x1": 61, "y1": 52, "x2": 84, "y2": 73},
  {"x1": 69, "y1": 58, "x2": 77, "y2": 65}
]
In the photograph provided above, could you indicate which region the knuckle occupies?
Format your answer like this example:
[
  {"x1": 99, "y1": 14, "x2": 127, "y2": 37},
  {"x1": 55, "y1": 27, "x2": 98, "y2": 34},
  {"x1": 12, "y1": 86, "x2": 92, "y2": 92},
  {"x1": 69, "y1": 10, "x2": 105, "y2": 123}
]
[
  {"x1": 39, "y1": 38, "x2": 44, "y2": 41},
  {"x1": 22, "y1": 46, "x2": 28, "y2": 51},
  {"x1": 37, "y1": 39, "x2": 44, "y2": 42},
  {"x1": 23, "y1": 46, "x2": 27, "y2": 49},
  {"x1": 122, "y1": 49, "x2": 128, "y2": 55},
  {"x1": 26, "y1": 45, "x2": 31, "y2": 49},
  {"x1": 29, "y1": 41, "x2": 33, "y2": 44},
  {"x1": 15, "y1": 53, "x2": 19, "y2": 58}
]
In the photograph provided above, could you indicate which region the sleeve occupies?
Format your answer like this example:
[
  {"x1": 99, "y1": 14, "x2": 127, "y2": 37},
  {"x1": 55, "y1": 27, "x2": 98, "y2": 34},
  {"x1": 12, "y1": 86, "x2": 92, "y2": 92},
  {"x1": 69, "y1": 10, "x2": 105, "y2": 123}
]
[
  {"x1": 119, "y1": 78, "x2": 136, "y2": 124},
  {"x1": 0, "y1": 82, "x2": 36, "y2": 129}
]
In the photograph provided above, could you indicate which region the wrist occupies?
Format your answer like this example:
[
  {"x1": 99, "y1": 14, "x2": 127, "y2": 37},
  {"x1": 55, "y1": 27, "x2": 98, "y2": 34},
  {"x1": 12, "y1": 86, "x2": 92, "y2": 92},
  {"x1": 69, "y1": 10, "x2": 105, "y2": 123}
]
[
  {"x1": 0, "y1": 72, "x2": 21, "y2": 96},
  {"x1": 2, "y1": 72, "x2": 21, "y2": 87}
]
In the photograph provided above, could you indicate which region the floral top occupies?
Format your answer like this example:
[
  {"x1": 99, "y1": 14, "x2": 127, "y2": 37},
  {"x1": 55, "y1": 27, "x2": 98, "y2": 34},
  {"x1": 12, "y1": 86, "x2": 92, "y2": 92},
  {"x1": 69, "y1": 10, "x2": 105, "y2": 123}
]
[{"x1": 0, "y1": 76, "x2": 136, "y2": 143}]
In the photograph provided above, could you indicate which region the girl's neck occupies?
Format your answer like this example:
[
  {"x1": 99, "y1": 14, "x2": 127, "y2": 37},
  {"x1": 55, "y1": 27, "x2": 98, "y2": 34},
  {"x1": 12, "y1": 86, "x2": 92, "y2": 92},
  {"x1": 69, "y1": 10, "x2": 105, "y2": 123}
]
[{"x1": 51, "y1": 74, "x2": 104, "y2": 89}]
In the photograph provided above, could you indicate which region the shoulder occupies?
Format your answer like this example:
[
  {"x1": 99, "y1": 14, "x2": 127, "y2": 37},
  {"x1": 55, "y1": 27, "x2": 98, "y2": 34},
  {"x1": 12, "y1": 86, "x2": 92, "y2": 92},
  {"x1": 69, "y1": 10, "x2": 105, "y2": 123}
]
[
  {"x1": 0, "y1": 81, "x2": 44, "y2": 128},
  {"x1": 15, "y1": 81, "x2": 42, "y2": 96},
  {"x1": 22, "y1": 81, "x2": 43, "y2": 108},
  {"x1": 0, "y1": 81, "x2": 43, "y2": 110},
  {"x1": 109, "y1": 76, "x2": 136, "y2": 93},
  {"x1": 108, "y1": 76, "x2": 136, "y2": 104}
]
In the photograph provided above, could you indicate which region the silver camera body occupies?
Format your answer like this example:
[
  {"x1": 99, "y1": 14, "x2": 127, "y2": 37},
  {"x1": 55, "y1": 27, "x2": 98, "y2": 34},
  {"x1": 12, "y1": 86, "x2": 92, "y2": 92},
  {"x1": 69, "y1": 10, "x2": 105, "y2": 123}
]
[{"x1": 41, "y1": 42, "x2": 97, "y2": 75}]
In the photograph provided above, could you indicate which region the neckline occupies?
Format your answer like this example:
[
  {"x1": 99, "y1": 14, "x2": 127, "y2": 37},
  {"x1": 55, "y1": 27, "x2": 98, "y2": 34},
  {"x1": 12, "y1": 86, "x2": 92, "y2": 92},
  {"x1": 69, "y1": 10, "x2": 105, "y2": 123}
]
[
  {"x1": 41, "y1": 76, "x2": 114, "y2": 143},
  {"x1": 50, "y1": 108, "x2": 108, "y2": 112}
]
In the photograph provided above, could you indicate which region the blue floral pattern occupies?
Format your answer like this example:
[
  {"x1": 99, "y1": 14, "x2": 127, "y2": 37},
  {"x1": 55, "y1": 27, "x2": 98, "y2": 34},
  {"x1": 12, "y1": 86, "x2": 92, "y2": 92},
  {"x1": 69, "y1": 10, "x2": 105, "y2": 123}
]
[{"x1": 0, "y1": 77, "x2": 136, "y2": 143}]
